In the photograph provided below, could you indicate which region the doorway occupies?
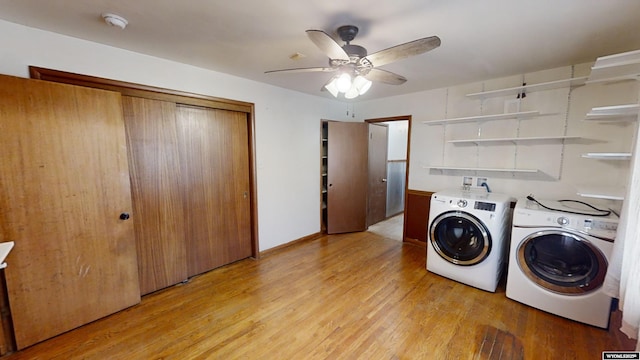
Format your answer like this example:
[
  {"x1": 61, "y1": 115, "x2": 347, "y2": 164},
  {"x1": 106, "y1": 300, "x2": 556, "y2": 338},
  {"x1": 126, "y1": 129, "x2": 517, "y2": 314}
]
[{"x1": 365, "y1": 116, "x2": 411, "y2": 241}]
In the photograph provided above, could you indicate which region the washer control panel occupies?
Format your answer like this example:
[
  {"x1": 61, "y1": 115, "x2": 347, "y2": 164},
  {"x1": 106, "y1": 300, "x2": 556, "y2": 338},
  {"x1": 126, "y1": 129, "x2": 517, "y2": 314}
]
[{"x1": 474, "y1": 201, "x2": 496, "y2": 212}]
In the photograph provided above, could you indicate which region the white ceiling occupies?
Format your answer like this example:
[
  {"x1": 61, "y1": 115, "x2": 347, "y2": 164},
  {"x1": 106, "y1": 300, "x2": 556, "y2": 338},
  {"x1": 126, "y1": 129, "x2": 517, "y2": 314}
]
[{"x1": 1, "y1": 0, "x2": 640, "y2": 101}]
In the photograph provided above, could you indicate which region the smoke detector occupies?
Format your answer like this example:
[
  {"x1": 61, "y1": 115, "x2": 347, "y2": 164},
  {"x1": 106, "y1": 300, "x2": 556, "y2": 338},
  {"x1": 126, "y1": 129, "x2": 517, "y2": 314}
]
[{"x1": 102, "y1": 13, "x2": 128, "y2": 30}]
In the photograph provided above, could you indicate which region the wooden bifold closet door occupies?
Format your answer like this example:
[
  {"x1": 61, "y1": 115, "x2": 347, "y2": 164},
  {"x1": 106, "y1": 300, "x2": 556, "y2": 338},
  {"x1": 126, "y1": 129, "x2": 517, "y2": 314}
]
[
  {"x1": 0, "y1": 75, "x2": 141, "y2": 349},
  {"x1": 27, "y1": 66, "x2": 256, "y2": 297},
  {"x1": 123, "y1": 99, "x2": 253, "y2": 292},
  {"x1": 176, "y1": 105, "x2": 252, "y2": 277},
  {"x1": 122, "y1": 97, "x2": 188, "y2": 295}
]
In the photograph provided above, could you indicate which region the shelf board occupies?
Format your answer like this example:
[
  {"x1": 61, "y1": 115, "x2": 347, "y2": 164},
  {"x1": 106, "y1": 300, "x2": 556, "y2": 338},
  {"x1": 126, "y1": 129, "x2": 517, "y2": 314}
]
[
  {"x1": 448, "y1": 135, "x2": 581, "y2": 144},
  {"x1": 426, "y1": 165, "x2": 540, "y2": 174},
  {"x1": 588, "y1": 49, "x2": 640, "y2": 83},
  {"x1": 576, "y1": 186, "x2": 625, "y2": 201},
  {"x1": 581, "y1": 152, "x2": 632, "y2": 160},
  {"x1": 466, "y1": 77, "x2": 588, "y2": 99},
  {"x1": 585, "y1": 104, "x2": 639, "y2": 121},
  {"x1": 423, "y1": 111, "x2": 540, "y2": 125}
]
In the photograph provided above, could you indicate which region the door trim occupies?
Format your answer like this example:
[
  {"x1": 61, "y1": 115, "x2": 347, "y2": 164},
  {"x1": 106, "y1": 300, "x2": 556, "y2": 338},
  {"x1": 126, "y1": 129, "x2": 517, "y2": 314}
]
[{"x1": 29, "y1": 66, "x2": 260, "y2": 260}]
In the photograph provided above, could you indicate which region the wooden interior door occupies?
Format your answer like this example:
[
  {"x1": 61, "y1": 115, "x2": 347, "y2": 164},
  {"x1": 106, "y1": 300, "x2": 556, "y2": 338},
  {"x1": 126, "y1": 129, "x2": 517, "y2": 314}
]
[
  {"x1": 367, "y1": 123, "x2": 388, "y2": 226},
  {"x1": 0, "y1": 75, "x2": 140, "y2": 349},
  {"x1": 122, "y1": 96, "x2": 188, "y2": 295},
  {"x1": 326, "y1": 121, "x2": 368, "y2": 234},
  {"x1": 176, "y1": 105, "x2": 252, "y2": 277}
]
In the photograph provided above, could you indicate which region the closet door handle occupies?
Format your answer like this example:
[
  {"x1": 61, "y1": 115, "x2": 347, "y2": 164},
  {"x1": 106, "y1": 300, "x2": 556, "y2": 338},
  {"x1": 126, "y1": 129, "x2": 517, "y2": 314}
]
[{"x1": 119, "y1": 212, "x2": 130, "y2": 220}]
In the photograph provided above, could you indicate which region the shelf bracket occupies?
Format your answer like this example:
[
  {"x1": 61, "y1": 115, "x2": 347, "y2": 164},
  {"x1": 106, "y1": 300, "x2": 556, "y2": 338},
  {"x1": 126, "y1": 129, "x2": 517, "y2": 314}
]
[{"x1": 516, "y1": 82, "x2": 527, "y2": 99}]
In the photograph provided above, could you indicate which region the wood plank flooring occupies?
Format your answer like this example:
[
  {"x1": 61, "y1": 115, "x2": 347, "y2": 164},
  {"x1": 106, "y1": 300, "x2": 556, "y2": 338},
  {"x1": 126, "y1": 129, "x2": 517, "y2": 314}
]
[{"x1": 3, "y1": 231, "x2": 633, "y2": 359}]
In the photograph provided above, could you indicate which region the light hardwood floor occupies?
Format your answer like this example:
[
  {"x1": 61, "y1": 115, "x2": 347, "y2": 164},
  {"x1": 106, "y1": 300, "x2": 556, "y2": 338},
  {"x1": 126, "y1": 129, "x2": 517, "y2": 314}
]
[
  {"x1": 367, "y1": 214, "x2": 404, "y2": 241},
  {"x1": 4, "y1": 231, "x2": 633, "y2": 359}
]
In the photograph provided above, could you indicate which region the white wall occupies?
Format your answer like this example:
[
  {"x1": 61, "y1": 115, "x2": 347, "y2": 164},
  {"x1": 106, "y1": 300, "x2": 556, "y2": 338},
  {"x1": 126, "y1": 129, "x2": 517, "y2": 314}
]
[
  {"x1": 386, "y1": 121, "x2": 408, "y2": 161},
  {"x1": 355, "y1": 64, "x2": 638, "y2": 211},
  {"x1": 0, "y1": 19, "x2": 350, "y2": 251}
]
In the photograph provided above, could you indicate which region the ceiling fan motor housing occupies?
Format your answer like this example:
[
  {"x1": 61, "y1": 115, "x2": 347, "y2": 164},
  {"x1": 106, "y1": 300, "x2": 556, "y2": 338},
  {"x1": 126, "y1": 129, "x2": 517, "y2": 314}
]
[
  {"x1": 337, "y1": 25, "x2": 359, "y2": 43},
  {"x1": 342, "y1": 44, "x2": 367, "y2": 59}
]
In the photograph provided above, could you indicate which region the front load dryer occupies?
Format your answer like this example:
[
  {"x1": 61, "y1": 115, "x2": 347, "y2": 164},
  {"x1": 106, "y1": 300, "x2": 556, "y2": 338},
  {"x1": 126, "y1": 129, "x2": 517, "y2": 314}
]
[
  {"x1": 426, "y1": 190, "x2": 514, "y2": 292},
  {"x1": 505, "y1": 197, "x2": 618, "y2": 328}
]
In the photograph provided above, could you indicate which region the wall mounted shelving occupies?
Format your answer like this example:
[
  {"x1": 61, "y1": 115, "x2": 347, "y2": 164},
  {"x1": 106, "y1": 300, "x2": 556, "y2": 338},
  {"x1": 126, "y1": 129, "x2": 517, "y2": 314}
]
[
  {"x1": 584, "y1": 104, "x2": 639, "y2": 121},
  {"x1": 577, "y1": 49, "x2": 640, "y2": 200},
  {"x1": 423, "y1": 110, "x2": 540, "y2": 125},
  {"x1": 448, "y1": 135, "x2": 580, "y2": 145},
  {"x1": 587, "y1": 49, "x2": 640, "y2": 84},
  {"x1": 576, "y1": 186, "x2": 625, "y2": 201},
  {"x1": 426, "y1": 165, "x2": 540, "y2": 174},
  {"x1": 466, "y1": 76, "x2": 588, "y2": 99},
  {"x1": 581, "y1": 152, "x2": 632, "y2": 160}
]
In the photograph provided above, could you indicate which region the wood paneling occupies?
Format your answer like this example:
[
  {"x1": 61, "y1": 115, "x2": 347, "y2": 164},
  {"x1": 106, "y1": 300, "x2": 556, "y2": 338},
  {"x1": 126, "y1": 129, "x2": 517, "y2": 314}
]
[
  {"x1": 176, "y1": 105, "x2": 252, "y2": 276},
  {"x1": 404, "y1": 189, "x2": 434, "y2": 244},
  {"x1": 0, "y1": 75, "x2": 140, "y2": 349},
  {"x1": 2, "y1": 231, "x2": 632, "y2": 359},
  {"x1": 326, "y1": 121, "x2": 368, "y2": 234},
  {"x1": 122, "y1": 97, "x2": 188, "y2": 295}
]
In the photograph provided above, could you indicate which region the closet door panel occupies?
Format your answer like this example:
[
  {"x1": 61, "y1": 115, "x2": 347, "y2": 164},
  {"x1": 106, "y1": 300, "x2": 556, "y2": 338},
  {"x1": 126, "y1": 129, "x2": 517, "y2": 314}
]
[
  {"x1": 326, "y1": 121, "x2": 368, "y2": 234},
  {"x1": 0, "y1": 75, "x2": 140, "y2": 349},
  {"x1": 176, "y1": 105, "x2": 252, "y2": 277},
  {"x1": 122, "y1": 96, "x2": 187, "y2": 295}
]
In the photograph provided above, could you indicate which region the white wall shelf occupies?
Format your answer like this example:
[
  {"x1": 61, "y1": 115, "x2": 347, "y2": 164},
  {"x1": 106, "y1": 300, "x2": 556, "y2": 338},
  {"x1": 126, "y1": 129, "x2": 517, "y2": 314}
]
[
  {"x1": 448, "y1": 135, "x2": 581, "y2": 145},
  {"x1": 423, "y1": 111, "x2": 540, "y2": 125},
  {"x1": 584, "y1": 104, "x2": 639, "y2": 121},
  {"x1": 587, "y1": 49, "x2": 640, "y2": 83},
  {"x1": 426, "y1": 165, "x2": 540, "y2": 174},
  {"x1": 576, "y1": 186, "x2": 625, "y2": 201},
  {"x1": 466, "y1": 77, "x2": 588, "y2": 99},
  {"x1": 581, "y1": 152, "x2": 632, "y2": 160}
]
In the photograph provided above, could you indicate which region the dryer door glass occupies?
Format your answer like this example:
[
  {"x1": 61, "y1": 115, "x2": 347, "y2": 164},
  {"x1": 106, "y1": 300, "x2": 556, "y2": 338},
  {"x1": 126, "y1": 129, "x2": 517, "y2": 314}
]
[
  {"x1": 517, "y1": 230, "x2": 607, "y2": 295},
  {"x1": 429, "y1": 211, "x2": 491, "y2": 266}
]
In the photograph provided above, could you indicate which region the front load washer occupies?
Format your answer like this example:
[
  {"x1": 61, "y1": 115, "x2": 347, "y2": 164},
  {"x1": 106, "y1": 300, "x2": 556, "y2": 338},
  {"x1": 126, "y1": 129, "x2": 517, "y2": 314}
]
[
  {"x1": 426, "y1": 190, "x2": 514, "y2": 292},
  {"x1": 506, "y1": 197, "x2": 618, "y2": 328}
]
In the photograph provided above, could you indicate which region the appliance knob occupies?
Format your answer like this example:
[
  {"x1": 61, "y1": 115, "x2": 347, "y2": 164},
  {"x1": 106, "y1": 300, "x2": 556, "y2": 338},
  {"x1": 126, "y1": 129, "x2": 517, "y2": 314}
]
[
  {"x1": 557, "y1": 217, "x2": 569, "y2": 225},
  {"x1": 457, "y1": 199, "x2": 468, "y2": 208}
]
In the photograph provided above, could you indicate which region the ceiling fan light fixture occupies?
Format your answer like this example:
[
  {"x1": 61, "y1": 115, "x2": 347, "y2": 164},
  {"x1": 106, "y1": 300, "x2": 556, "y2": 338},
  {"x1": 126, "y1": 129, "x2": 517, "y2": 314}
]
[
  {"x1": 353, "y1": 76, "x2": 372, "y2": 95},
  {"x1": 324, "y1": 78, "x2": 339, "y2": 97},
  {"x1": 344, "y1": 87, "x2": 359, "y2": 99},
  {"x1": 336, "y1": 73, "x2": 352, "y2": 93}
]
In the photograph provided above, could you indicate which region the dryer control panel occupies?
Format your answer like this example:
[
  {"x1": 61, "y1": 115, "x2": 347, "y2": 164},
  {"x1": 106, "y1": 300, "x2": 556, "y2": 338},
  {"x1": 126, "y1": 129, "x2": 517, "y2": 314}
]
[
  {"x1": 581, "y1": 218, "x2": 618, "y2": 231},
  {"x1": 551, "y1": 215, "x2": 618, "y2": 231}
]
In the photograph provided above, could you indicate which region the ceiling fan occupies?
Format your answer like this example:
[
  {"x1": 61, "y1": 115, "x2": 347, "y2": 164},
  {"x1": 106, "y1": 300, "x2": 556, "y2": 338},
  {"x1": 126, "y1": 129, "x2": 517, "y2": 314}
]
[{"x1": 265, "y1": 25, "x2": 441, "y2": 98}]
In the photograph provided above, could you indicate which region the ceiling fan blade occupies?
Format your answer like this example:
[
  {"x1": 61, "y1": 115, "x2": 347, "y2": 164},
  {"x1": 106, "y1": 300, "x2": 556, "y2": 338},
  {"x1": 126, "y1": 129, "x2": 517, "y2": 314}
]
[
  {"x1": 363, "y1": 36, "x2": 441, "y2": 67},
  {"x1": 364, "y1": 68, "x2": 407, "y2": 85},
  {"x1": 306, "y1": 30, "x2": 350, "y2": 61},
  {"x1": 265, "y1": 67, "x2": 337, "y2": 74}
]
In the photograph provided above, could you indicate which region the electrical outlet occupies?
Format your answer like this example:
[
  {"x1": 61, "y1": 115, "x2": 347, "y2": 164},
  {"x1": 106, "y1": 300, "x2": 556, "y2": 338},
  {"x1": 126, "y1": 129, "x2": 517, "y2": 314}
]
[
  {"x1": 477, "y1": 177, "x2": 487, "y2": 186},
  {"x1": 463, "y1": 177, "x2": 473, "y2": 187}
]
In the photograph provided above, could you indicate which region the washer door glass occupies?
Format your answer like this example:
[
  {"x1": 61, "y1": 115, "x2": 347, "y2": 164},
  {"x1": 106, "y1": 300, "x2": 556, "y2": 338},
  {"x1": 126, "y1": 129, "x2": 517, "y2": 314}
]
[
  {"x1": 429, "y1": 211, "x2": 491, "y2": 266},
  {"x1": 517, "y1": 230, "x2": 607, "y2": 295}
]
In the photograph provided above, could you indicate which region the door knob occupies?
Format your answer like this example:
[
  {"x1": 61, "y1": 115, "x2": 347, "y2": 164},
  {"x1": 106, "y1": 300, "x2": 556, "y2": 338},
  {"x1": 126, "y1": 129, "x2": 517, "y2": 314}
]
[
  {"x1": 381, "y1": 178, "x2": 387, "y2": 182},
  {"x1": 119, "y1": 212, "x2": 130, "y2": 220}
]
